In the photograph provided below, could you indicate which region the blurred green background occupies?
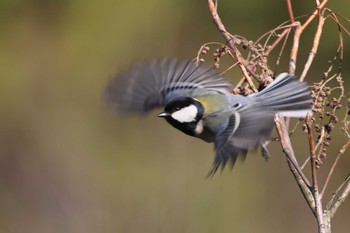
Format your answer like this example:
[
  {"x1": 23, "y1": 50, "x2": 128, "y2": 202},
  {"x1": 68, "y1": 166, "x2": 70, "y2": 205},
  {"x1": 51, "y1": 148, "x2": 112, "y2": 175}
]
[{"x1": 0, "y1": 1, "x2": 349, "y2": 233}]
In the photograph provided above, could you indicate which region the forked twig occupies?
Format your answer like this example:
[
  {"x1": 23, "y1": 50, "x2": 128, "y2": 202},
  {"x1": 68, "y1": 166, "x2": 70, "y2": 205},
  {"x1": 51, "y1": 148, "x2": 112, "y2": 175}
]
[
  {"x1": 321, "y1": 139, "x2": 350, "y2": 197},
  {"x1": 328, "y1": 174, "x2": 350, "y2": 218}
]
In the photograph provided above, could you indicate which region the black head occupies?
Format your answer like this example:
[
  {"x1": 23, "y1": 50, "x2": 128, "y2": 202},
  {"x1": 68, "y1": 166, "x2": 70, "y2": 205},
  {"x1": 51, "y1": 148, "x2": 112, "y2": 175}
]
[{"x1": 158, "y1": 97, "x2": 204, "y2": 137}]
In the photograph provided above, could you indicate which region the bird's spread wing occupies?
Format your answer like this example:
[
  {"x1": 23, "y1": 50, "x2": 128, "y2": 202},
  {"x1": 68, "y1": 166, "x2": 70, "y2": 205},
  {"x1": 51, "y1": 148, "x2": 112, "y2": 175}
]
[
  {"x1": 208, "y1": 108, "x2": 275, "y2": 176},
  {"x1": 104, "y1": 58, "x2": 233, "y2": 114}
]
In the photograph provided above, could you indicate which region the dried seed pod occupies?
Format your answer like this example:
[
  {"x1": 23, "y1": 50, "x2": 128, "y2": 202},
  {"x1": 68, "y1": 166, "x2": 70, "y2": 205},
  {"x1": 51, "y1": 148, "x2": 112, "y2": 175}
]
[{"x1": 325, "y1": 123, "x2": 334, "y2": 132}]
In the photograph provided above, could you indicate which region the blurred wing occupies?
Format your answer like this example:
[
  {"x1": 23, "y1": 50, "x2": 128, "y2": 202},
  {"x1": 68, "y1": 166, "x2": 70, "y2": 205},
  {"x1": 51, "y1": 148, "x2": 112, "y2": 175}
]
[
  {"x1": 104, "y1": 58, "x2": 233, "y2": 114},
  {"x1": 208, "y1": 108, "x2": 275, "y2": 176}
]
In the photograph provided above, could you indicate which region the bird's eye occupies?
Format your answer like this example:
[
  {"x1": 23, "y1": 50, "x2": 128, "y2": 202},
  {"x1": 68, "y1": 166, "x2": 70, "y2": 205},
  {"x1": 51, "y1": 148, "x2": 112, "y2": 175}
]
[
  {"x1": 174, "y1": 107, "x2": 180, "y2": 111},
  {"x1": 233, "y1": 103, "x2": 241, "y2": 108}
]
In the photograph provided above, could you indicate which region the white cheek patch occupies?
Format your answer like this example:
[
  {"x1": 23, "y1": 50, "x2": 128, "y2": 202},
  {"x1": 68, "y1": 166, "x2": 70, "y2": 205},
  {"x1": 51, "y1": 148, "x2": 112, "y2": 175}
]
[{"x1": 171, "y1": 105, "x2": 198, "y2": 123}]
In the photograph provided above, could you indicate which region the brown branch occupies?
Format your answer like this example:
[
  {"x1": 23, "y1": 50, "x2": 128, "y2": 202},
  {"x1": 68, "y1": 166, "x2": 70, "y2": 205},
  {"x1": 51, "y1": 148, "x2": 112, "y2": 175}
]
[
  {"x1": 289, "y1": 22, "x2": 301, "y2": 75},
  {"x1": 321, "y1": 139, "x2": 350, "y2": 198},
  {"x1": 207, "y1": 0, "x2": 235, "y2": 49},
  {"x1": 264, "y1": 28, "x2": 290, "y2": 56},
  {"x1": 306, "y1": 115, "x2": 318, "y2": 191},
  {"x1": 226, "y1": 50, "x2": 258, "y2": 92},
  {"x1": 301, "y1": 0, "x2": 328, "y2": 31},
  {"x1": 301, "y1": 127, "x2": 326, "y2": 170},
  {"x1": 274, "y1": 28, "x2": 291, "y2": 72},
  {"x1": 286, "y1": 0, "x2": 295, "y2": 25},
  {"x1": 329, "y1": 174, "x2": 350, "y2": 218},
  {"x1": 328, "y1": 11, "x2": 350, "y2": 36},
  {"x1": 288, "y1": 0, "x2": 328, "y2": 76},
  {"x1": 207, "y1": 0, "x2": 264, "y2": 84},
  {"x1": 275, "y1": 115, "x2": 316, "y2": 215},
  {"x1": 300, "y1": 13, "x2": 325, "y2": 81},
  {"x1": 306, "y1": 114, "x2": 325, "y2": 229}
]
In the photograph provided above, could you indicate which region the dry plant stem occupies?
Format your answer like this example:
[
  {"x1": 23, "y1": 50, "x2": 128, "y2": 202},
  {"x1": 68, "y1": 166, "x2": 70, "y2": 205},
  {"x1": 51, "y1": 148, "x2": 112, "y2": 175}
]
[
  {"x1": 287, "y1": 0, "x2": 329, "y2": 75},
  {"x1": 300, "y1": 14, "x2": 325, "y2": 81},
  {"x1": 301, "y1": 0, "x2": 328, "y2": 31},
  {"x1": 326, "y1": 174, "x2": 349, "y2": 209},
  {"x1": 306, "y1": 115, "x2": 325, "y2": 231},
  {"x1": 327, "y1": 9, "x2": 350, "y2": 36},
  {"x1": 328, "y1": 174, "x2": 350, "y2": 218},
  {"x1": 275, "y1": 115, "x2": 316, "y2": 215},
  {"x1": 207, "y1": 0, "x2": 263, "y2": 85},
  {"x1": 321, "y1": 139, "x2": 350, "y2": 197},
  {"x1": 273, "y1": 29, "x2": 291, "y2": 70},
  {"x1": 289, "y1": 23, "x2": 301, "y2": 75},
  {"x1": 220, "y1": 61, "x2": 239, "y2": 75},
  {"x1": 207, "y1": 0, "x2": 234, "y2": 49},
  {"x1": 195, "y1": 42, "x2": 226, "y2": 63},
  {"x1": 275, "y1": 116, "x2": 312, "y2": 187},
  {"x1": 306, "y1": 115, "x2": 318, "y2": 191},
  {"x1": 226, "y1": 50, "x2": 258, "y2": 93},
  {"x1": 264, "y1": 28, "x2": 289, "y2": 56},
  {"x1": 301, "y1": 127, "x2": 326, "y2": 170},
  {"x1": 286, "y1": 0, "x2": 295, "y2": 25}
]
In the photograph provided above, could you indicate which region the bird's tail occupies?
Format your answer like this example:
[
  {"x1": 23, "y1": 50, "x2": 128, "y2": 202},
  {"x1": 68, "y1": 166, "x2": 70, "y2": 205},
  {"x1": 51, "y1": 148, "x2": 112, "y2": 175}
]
[{"x1": 251, "y1": 73, "x2": 313, "y2": 117}]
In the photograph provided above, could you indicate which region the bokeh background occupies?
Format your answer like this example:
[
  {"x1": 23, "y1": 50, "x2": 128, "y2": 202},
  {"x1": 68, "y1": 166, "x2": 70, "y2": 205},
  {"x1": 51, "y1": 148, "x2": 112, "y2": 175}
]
[{"x1": 0, "y1": 0, "x2": 349, "y2": 233}]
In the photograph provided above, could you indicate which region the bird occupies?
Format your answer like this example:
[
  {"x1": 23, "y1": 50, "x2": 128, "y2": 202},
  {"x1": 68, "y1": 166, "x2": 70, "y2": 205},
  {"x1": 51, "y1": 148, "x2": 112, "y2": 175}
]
[{"x1": 104, "y1": 58, "x2": 312, "y2": 176}]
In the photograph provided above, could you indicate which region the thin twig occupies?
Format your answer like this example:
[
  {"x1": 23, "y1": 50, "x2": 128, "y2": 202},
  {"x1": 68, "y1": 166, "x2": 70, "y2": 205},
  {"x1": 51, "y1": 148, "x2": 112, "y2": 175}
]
[
  {"x1": 273, "y1": 28, "x2": 291, "y2": 74},
  {"x1": 306, "y1": 114, "x2": 325, "y2": 229},
  {"x1": 300, "y1": 0, "x2": 329, "y2": 31},
  {"x1": 300, "y1": 12, "x2": 325, "y2": 81},
  {"x1": 275, "y1": 115, "x2": 312, "y2": 187},
  {"x1": 207, "y1": 0, "x2": 264, "y2": 84},
  {"x1": 306, "y1": 115, "x2": 318, "y2": 191},
  {"x1": 329, "y1": 174, "x2": 350, "y2": 218},
  {"x1": 321, "y1": 139, "x2": 350, "y2": 198},
  {"x1": 301, "y1": 127, "x2": 326, "y2": 170},
  {"x1": 327, "y1": 10, "x2": 350, "y2": 36},
  {"x1": 275, "y1": 115, "x2": 316, "y2": 215},
  {"x1": 286, "y1": 0, "x2": 295, "y2": 26},
  {"x1": 264, "y1": 28, "x2": 290, "y2": 56},
  {"x1": 288, "y1": 0, "x2": 329, "y2": 75},
  {"x1": 326, "y1": 173, "x2": 350, "y2": 209},
  {"x1": 289, "y1": 22, "x2": 301, "y2": 75}
]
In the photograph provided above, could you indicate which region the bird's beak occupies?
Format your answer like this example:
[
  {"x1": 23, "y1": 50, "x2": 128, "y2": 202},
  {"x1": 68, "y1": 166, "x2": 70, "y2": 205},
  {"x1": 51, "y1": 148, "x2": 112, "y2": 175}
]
[{"x1": 158, "y1": 112, "x2": 170, "y2": 118}]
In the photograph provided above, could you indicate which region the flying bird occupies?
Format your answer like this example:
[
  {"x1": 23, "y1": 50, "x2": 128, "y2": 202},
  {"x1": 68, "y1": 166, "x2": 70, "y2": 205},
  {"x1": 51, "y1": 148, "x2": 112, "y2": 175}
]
[{"x1": 105, "y1": 58, "x2": 312, "y2": 176}]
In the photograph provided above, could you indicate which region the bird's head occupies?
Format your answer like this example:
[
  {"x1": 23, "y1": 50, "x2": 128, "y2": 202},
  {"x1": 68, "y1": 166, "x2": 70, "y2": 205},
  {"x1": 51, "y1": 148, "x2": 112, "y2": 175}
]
[{"x1": 158, "y1": 97, "x2": 204, "y2": 136}]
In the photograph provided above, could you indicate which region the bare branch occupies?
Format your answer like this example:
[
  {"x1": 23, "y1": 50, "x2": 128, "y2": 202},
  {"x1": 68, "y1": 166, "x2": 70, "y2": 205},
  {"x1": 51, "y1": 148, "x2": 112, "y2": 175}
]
[
  {"x1": 289, "y1": 22, "x2": 301, "y2": 75},
  {"x1": 207, "y1": 0, "x2": 264, "y2": 84},
  {"x1": 301, "y1": 0, "x2": 329, "y2": 31},
  {"x1": 329, "y1": 174, "x2": 350, "y2": 218},
  {"x1": 321, "y1": 139, "x2": 350, "y2": 197},
  {"x1": 306, "y1": 114, "x2": 325, "y2": 231},
  {"x1": 289, "y1": 0, "x2": 328, "y2": 75},
  {"x1": 306, "y1": 115, "x2": 318, "y2": 192},
  {"x1": 275, "y1": 115, "x2": 316, "y2": 215},
  {"x1": 286, "y1": 0, "x2": 295, "y2": 25},
  {"x1": 300, "y1": 13, "x2": 325, "y2": 81}
]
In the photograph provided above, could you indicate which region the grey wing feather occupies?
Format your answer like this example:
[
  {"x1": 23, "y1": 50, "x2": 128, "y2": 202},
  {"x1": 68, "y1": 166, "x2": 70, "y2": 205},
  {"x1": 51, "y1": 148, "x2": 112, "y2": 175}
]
[
  {"x1": 208, "y1": 73, "x2": 312, "y2": 175},
  {"x1": 104, "y1": 58, "x2": 233, "y2": 114},
  {"x1": 208, "y1": 108, "x2": 275, "y2": 176},
  {"x1": 207, "y1": 114, "x2": 247, "y2": 177}
]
